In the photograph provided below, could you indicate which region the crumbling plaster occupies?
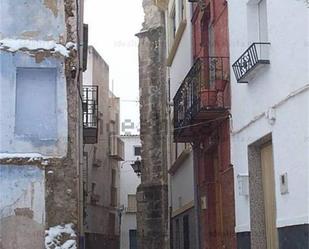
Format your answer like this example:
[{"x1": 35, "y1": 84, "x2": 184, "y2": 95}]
[{"x1": 0, "y1": 0, "x2": 82, "y2": 247}]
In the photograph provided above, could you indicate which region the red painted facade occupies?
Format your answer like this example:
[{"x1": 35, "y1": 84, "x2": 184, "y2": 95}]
[
  {"x1": 174, "y1": 0, "x2": 236, "y2": 248},
  {"x1": 192, "y1": 1, "x2": 236, "y2": 248}
]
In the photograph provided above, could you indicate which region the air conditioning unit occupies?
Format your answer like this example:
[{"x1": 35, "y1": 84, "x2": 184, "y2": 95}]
[{"x1": 110, "y1": 135, "x2": 124, "y2": 161}]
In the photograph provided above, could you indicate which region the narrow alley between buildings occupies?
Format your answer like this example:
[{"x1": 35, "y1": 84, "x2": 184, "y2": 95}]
[{"x1": 0, "y1": 1, "x2": 308, "y2": 249}]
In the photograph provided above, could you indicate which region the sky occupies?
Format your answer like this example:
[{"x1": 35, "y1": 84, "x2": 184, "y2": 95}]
[{"x1": 84, "y1": 0, "x2": 144, "y2": 134}]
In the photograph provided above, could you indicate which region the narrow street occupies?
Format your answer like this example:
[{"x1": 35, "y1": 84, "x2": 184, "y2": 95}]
[{"x1": 0, "y1": 1, "x2": 308, "y2": 249}]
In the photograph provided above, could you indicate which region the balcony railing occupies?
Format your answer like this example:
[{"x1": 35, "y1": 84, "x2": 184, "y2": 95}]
[
  {"x1": 232, "y1": 42, "x2": 270, "y2": 83},
  {"x1": 173, "y1": 57, "x2": 230, "y2": 142},
  {"x1": 83, "y1": 85, "x2": 98, "y2": 144}
]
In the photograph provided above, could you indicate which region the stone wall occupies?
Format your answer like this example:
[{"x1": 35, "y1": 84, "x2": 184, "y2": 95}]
[{"x1": 136, "y1": 0, "x2": 169, "y2": 248}]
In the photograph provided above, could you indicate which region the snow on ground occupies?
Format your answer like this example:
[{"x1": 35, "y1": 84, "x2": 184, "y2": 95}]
[
  {"x1": 0, "y1": 39, "x2": 76, "y2": 57},
  {"x1": 45, "y1": 223, "x2": 77, "y2": 249}
]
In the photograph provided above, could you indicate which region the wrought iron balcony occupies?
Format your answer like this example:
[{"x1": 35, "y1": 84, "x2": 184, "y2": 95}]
[
  {"x1": 232, "y1": 42, "x2": 270, "y2": 83},
  {"x1": 173, "y1": 57, "x2": 230, "y2": 142},
  {"x1": 83, "y1": 85, "x2": 98, "y2": 144}
]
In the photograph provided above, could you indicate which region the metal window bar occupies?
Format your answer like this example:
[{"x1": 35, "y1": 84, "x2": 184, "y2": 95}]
[
  {"x1": 232, "y1": 42, "x2": 270, "y2": 83},
  {"x1": 82, "y1": 85, "x2": 98, "y2": 128},
  {"x1": 173, "y1": 56, "x2": 229, "y2": 130}
]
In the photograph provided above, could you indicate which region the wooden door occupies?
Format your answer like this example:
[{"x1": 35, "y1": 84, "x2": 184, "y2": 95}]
[{"x1": 261, "y1": 143, "x2": 278, "y2": 249}]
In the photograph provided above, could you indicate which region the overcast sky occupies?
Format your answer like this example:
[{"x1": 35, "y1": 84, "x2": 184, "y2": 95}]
[{"x1": 84, "y1": 0, "x2": 144, "y2": 133}]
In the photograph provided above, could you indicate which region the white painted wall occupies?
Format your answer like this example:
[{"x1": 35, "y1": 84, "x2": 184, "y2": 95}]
[
  {"x1": 170, "y1": 152, "x2": 194, "y2": 212},
  {"x1": 119, "y1": 135, "x2": 141, "y2": 249},
  {"x1": 166, "y1": 0, "x2": 195, "y2": 212},
  {"x1": 228, "y1": 0, "x2": 309, "y2": 232},
  {"x1": 168, "y1": 0, "x2": 193, "y2": 99}
]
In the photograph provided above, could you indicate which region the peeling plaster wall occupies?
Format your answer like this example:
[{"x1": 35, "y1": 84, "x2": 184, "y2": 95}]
[
  {"x1": 0, "y1": 0, "x2": 70, "y2": 158},
  {"x1": 0, "y1": 51, "x2": 68, "y2": 157},
  {"x1": 0, "y1": 0, "x2": 83, "y2": 248},
  {"x1": 0, "y1": 0, "x2": 66, "y2": 42},
  {"x1": 0, "y1": 165, "x2": 45, "y2": 249}
]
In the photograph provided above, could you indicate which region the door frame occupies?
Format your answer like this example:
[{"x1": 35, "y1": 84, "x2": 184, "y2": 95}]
[{"x1": 248, "y1": 134, "x2": 278, "y2": 249}]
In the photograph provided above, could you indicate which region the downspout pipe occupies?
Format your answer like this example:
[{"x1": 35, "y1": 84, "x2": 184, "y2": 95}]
[{"x1": 193, "y1": 145, "x2": 201, "y2": 249}]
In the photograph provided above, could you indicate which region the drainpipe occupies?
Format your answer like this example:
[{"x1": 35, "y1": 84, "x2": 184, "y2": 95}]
[
  {"x1": 193, "y1": 146, "x2": 201, "y2": 249},
  {"x1": 166, "y1": 66, "x2": 173, "y2": 249}
]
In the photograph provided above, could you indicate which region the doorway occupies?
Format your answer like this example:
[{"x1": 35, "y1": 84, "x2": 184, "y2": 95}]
[
  {"x1": 248, "y1": 136, "x2": 278, "y2": 249},
  {"x1": 129, "y1": 229, "x2": 137, "y2": 249}
]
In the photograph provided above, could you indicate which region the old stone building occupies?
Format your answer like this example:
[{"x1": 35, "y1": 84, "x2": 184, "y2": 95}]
[
  {"x1": 0, "y1": 0, "x2": 86, "y2": 248},
  {"x1": 136, "y1": 0, "x2": 169, "y2": 249},
  {"x1": 82, "y1": 46, "x2": 124, "y2": 249}
]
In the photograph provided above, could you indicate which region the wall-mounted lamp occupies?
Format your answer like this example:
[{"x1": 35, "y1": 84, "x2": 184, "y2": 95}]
[
  {"x1": 71, "y1": 66, "x2": 77, "y2": 79},
  {"x1": 130, "y1": 158, "x2": 142, "y2": 176}
]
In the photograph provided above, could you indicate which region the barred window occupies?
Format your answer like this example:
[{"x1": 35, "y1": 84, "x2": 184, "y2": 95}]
[{"x1": 127, "y1": 194, "x2": 137, "y2": 213}]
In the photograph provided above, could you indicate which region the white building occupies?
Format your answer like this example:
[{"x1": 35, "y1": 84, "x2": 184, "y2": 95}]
[
  {"x1": 119, "y1": 135, "x2": 141, "y2": 249},
  {"x1": 228, "y1": 0, "x2": 309, "y2": 248},
  {"x1": 157, "y1": 0, "x2": 197, "y2": 248}
]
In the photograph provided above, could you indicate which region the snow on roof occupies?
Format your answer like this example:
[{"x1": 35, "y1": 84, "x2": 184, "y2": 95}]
[
  {"x1": 0, "y1": 39, "x2": 76, "y2": 57},
  {"x1": 0, "y1": 153, "x2": 49, "y2": 160}
]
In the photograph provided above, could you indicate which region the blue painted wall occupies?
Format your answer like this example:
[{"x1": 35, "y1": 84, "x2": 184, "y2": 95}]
[
  {"x1": 0, "y1": 51, "x2": 68, "y2": 157},
  {"x1": 0, "y1": 0, "x2": 65, "y2": 42}
]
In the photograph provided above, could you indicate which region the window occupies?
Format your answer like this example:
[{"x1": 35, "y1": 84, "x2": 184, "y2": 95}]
[
  {"x1": 91, "y1": 182, "x2": 96, "y2": 193},
  {"x1": 108, "y1": 213, "x2": 116, "y2": 235},
  {"x1": 183, "y1": 215, "x2": 190, "y2": 249},
  {"x1": 168, "y1": 6, "x2": 176, "y2": 48},
  {"x1": 83, "y1": 152, "x2": 88, "y2": 191},
  {"x1": 247, "y1": 0, "x2": 268, "y2": 43},
  {"x1": 111, "y1": 186, "x2": 117, "y2": 207},
  {"x1": 15, "y1": 68, "x2": 57, "y2": 140},
  {"x1": 178, "y1": 0, "x2": 185, "y2": 21},
  {"x1": 258, "y1": 0, "x2": 268, "y2": 42},
  {"x1": 93, "y1": 146, "x2": 97, "y2": 160},
  {"x1": 134, "y1": 146, "x2": 141, "y2": 156},
  {"x1": 127, "y1": 194, "x2": 137, "y2": 213},
  {"x1": 99, "y1": 119, "x2": 103, "y2": 135},
  {"x1": 112, "y1": 169, "x2": 117, "y2": 187},
  {"x1": 172, "y1": 9, "x2": 177, "y2": 39}
]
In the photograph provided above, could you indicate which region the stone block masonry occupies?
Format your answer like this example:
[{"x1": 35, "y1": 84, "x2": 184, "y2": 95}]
[{"x1": 136, "y1": 1, "x2": 169, "y2": 249}]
